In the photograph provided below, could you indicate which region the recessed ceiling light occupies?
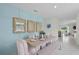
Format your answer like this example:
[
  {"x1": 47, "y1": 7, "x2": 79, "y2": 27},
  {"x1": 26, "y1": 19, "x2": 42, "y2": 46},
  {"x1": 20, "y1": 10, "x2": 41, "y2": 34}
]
[{"x1": 54, "y1": 5, "x2": 57, "y2": 8}]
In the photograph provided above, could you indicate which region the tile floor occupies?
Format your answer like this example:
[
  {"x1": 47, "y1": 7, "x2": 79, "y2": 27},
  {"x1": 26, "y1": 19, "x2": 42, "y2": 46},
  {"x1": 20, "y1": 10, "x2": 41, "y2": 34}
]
[{"x1": 38, "y1": 35, "x2": 79, "y2": 55}]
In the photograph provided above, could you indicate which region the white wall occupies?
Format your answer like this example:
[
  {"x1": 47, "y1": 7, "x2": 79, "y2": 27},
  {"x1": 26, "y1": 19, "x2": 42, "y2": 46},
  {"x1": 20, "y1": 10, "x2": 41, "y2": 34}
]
[
  {"x1": 76, "y1": 15, "x2": 79, "y2": 45},
  {"x1": 68, "y1": 22, "x2": 76, "y2": 33},
  {"x1": 42, "y1": 18, "x2": 61, "y2": 36},
  {"x1": 60, "y1": 20, "x2": 76, "y2": 33},
  {"x1": 42, "y1": 18, "x2": 76, "y2": 41}
]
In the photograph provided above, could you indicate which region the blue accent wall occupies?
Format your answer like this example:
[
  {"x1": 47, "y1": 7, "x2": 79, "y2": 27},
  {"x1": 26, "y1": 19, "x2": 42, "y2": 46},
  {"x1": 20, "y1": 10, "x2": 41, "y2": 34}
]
[{"x1": 0, "y1": 4, "x2": 43, "y2": 55}]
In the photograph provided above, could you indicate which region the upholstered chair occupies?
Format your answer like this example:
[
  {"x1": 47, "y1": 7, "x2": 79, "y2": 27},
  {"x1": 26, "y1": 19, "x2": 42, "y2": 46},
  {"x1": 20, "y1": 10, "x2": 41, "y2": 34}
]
[{"x1": 16, "y1": 40, "x2": 29, "y2": 55}]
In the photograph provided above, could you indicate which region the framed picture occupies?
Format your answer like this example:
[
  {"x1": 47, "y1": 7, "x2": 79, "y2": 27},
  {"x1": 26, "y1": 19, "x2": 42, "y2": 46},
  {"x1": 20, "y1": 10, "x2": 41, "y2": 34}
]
[
  {"x1": 47, "y1": 24, "x2": 51, "y2": 28},
  {"x1": 27, "y1": 20, "x2": 36, "y2": 32},
  {"x1": 36, "y1": 22, "x2": 42, "y2": 32},
  {"x1": 13, "y1": 17, "x2": 27, "y2": 33}
]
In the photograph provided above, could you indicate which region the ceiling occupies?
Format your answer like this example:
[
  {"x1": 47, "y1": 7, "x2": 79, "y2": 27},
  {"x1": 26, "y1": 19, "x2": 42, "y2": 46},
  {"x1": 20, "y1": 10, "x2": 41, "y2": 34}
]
[{"x1": 11, "y1": 3, "x2": 79, "y2": 21}]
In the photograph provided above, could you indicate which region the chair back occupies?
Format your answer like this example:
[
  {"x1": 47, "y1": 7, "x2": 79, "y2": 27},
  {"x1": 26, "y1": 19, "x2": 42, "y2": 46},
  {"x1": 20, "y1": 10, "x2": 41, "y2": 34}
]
[{"x1": 16, "y1": 40, "x2": 29, "y2": 55}]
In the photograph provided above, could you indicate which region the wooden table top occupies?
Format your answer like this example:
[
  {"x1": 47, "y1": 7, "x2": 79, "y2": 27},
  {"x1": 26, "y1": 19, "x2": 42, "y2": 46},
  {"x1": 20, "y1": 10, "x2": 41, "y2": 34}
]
[{"x1": 26, "y1": 38, "x2": 52, "y2": 47}]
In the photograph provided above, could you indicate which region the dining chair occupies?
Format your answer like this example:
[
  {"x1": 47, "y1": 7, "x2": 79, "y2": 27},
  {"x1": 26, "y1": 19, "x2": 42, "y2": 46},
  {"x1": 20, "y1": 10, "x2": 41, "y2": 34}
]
[{"x1": 16, "y1": 40, "x2": 29, "y2": 55}]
